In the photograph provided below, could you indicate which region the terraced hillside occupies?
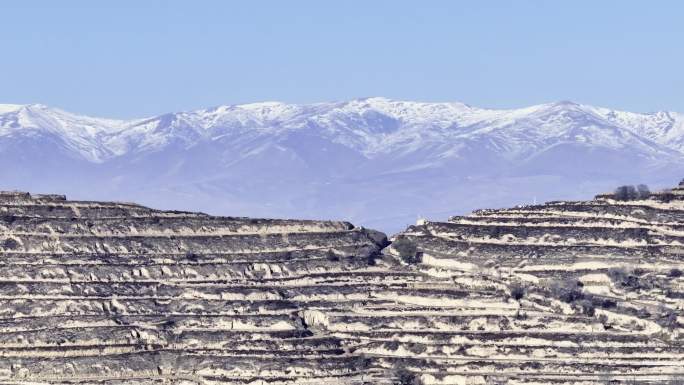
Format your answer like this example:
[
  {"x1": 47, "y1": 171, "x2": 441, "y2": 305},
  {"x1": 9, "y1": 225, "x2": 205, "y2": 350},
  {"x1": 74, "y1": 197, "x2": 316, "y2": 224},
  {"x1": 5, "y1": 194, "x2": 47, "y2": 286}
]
[
  {"x1": 0, "y1": 183, "x2": 682, "y2": 385},
  {"x1": 0, "y1": 192, "x2": 396, "y2": 384},
  {"x1": 389, "y1": 183, "x2": 684, "y2": 384}
]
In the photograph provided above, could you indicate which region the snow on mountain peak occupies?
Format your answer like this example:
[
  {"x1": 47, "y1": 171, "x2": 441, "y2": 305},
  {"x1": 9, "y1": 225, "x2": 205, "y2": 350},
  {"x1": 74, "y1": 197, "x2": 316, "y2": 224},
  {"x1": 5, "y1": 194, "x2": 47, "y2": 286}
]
[
  {"x1": 0, "y1": 103, "x2": 133, "y2": 162},
  {"x1": 0, "y1": 103, "x2": 25, "y2": 114},
  {"x1": 0, "y1": 98, "x2": 683, "y2": 164},
  {"x1": 1, "y1": 98, "x2": 683, "y2": 233}
]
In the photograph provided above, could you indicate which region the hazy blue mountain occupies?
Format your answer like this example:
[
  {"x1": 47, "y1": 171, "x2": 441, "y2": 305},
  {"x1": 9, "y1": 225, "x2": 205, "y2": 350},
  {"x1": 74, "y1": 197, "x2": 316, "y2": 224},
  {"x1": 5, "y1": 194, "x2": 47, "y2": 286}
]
[{"x1": 1, "y1": 98, "x2": 682, "y2": 232}]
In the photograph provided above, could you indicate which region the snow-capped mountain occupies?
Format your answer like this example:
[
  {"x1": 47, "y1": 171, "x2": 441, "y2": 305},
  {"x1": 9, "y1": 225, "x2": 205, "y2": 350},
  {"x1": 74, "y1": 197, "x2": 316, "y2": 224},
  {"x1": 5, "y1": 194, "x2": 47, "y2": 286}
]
[{"x1": 1, "y1": 98, "x2": 683, "y2": 232}]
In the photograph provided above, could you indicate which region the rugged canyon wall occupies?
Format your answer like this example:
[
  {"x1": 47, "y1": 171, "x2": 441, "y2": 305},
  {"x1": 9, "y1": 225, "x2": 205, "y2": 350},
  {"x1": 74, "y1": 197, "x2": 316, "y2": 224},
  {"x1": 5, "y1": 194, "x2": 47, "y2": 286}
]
[{"x1": 0, "y1": 183, "x2": 681, "y2": 384}]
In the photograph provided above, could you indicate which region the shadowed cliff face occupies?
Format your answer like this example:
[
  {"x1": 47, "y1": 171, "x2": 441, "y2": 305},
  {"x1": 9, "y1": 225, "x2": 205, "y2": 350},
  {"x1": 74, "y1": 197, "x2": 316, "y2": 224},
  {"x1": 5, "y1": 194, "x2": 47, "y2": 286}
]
[{"x1": 0, "y1": 185, "x2": 682, "y2": 384}]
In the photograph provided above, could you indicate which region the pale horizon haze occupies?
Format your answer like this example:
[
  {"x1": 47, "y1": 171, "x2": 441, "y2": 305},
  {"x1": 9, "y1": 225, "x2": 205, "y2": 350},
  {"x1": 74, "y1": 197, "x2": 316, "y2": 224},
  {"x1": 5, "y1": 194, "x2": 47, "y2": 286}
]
[{"x1": 1, "y1": 0, "x2": 683, "y2": 118}]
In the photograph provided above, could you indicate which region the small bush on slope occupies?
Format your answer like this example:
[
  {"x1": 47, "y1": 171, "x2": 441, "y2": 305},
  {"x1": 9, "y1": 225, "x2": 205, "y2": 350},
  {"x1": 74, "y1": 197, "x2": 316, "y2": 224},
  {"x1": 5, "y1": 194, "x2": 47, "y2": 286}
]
[
  {"x1": 510, "y1": 285, "x2": 526, "y2": 301},
  {"x1": 392, "y1": 237, "x2": 421, "y2": 264},
  {"x1": 614, "y1": 184, "x2": 650, "y2": 200}
]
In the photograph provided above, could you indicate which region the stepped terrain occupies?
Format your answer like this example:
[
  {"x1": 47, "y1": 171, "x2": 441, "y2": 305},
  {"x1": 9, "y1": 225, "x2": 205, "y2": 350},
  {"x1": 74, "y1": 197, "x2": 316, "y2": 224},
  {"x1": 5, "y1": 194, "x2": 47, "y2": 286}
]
[
  {"x1": 0, "y1": 182, "x2": 681, "y2": 384},
  {"x1": 389, "y1": 182, "x2": 684, "y2": 384}
]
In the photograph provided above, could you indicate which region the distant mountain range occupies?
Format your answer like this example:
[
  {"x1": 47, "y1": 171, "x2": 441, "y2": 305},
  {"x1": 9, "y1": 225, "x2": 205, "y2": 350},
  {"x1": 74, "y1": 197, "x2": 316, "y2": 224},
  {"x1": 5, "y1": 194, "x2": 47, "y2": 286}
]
[{"x1": 1, "y1": 98, "x2": 682, "y2": 232}]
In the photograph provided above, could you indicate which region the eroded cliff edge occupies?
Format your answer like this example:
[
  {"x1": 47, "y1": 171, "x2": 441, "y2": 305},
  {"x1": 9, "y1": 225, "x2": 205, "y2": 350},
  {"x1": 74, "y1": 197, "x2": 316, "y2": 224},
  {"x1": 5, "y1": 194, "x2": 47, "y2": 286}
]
[
  {"x1": 387, "y1": 183, "x2": 683, "y2": 384},
  {"x1": 0, "y1": 183, "x2": 681, "y2": 384}
]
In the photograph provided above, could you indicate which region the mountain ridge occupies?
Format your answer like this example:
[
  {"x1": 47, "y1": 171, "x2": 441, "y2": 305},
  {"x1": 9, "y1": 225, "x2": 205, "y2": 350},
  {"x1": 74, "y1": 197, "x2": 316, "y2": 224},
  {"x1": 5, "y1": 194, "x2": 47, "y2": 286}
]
[
  {"x1": 2, "y1": 98, "x2": 684, "y2": 161},
  {"x1": 1, "y1": 98, "x2": 683, "y2": 232}
]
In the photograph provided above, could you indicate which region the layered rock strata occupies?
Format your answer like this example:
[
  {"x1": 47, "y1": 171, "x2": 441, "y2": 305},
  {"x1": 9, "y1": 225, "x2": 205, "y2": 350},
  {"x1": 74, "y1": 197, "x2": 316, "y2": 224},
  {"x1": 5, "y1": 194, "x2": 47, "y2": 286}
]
[
  {"x1": 0, "y1": 192, "x2": 391, "y2": 384},
  {"x1": 0, "y1": 184, "x2": 682, "y2": 384},
  {"x1": 389, "y1": 185, "x2": 684, "y2": 384}
]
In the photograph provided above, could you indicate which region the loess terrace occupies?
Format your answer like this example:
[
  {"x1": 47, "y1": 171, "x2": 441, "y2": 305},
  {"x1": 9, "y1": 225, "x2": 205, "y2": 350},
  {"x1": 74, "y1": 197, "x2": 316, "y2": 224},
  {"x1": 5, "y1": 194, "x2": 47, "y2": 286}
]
[{"x1": 0, "y1": 184, "x2": 682, "y2": 384}]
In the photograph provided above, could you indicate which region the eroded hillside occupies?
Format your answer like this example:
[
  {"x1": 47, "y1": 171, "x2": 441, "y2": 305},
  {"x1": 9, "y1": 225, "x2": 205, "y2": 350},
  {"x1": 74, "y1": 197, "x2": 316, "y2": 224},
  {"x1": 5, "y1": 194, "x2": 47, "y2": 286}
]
[
  {"x1": 0, "y1": 183, "x2": 681, "y2": 384},
  {"x1": 389, "y1": 183, "x2": 684, "y2": 384}
]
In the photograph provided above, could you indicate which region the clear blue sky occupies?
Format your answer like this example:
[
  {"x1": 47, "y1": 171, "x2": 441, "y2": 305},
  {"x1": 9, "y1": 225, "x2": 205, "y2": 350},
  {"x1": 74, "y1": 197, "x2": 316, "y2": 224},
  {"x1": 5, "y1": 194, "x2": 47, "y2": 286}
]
[{"x1": 1, "y1": 0, "x2": 682, "y2": 118}]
